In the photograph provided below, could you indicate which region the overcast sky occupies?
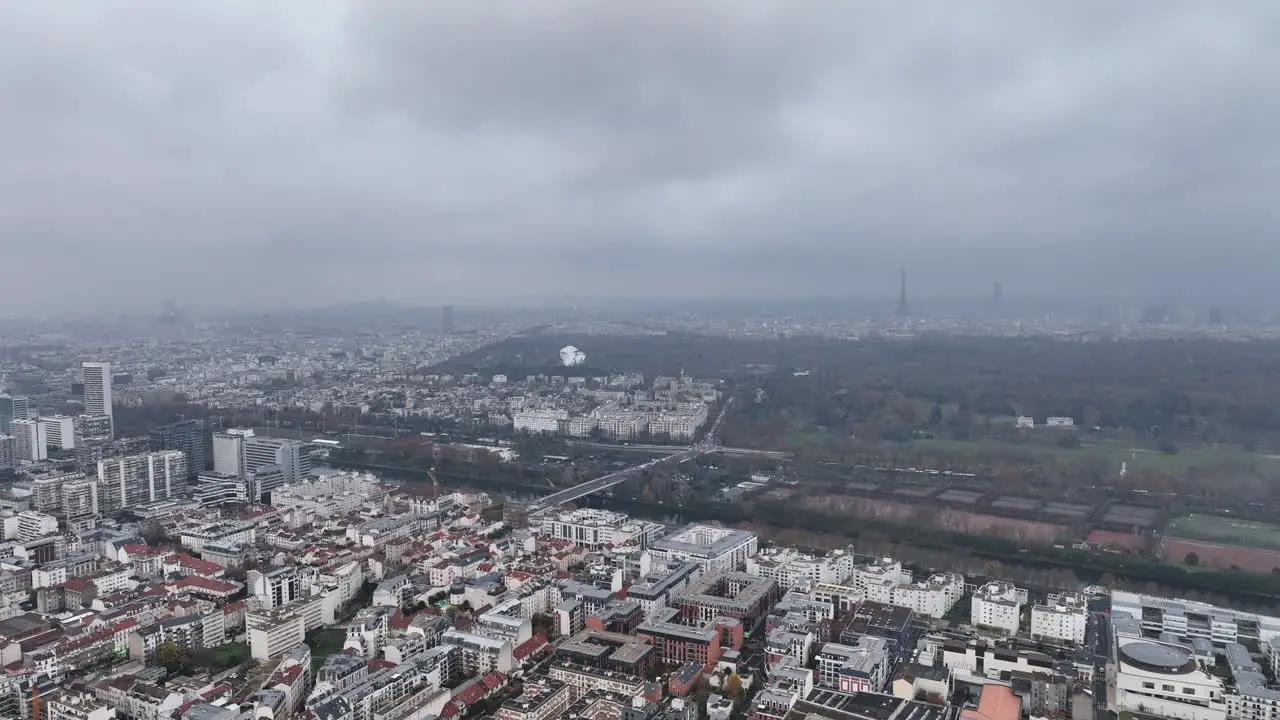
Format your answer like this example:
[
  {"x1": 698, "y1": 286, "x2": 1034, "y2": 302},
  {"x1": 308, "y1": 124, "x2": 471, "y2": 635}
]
[{"x1": 2, "y1": 1, "x2": 1278, "y2": 316}]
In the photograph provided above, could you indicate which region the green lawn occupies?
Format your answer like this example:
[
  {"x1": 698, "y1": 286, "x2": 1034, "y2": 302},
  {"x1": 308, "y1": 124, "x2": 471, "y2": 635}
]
[{"x1": 1167, "y1": 514, "x2": 1280, "y2": 552}]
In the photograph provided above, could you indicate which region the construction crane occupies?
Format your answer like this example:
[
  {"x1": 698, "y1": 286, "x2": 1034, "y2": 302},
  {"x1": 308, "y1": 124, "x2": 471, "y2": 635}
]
[{"x1": 427, "y1": 466, "x2": 439, "y2": 501}]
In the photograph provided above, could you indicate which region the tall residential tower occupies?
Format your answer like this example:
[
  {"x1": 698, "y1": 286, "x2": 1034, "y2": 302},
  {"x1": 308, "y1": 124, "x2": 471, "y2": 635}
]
[{"x1": 81, "y1": 362, "x2": 114, "y2": 436}]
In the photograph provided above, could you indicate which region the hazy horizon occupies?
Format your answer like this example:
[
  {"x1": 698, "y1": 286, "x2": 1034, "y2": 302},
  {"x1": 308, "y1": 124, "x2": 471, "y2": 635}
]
[{"x1": 3, "y1": 1, "x2": 1280, "y2": 317}]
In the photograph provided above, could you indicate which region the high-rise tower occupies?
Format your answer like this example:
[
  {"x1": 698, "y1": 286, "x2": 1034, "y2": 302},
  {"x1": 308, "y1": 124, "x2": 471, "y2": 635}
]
[
  {"x1": 897, "y1": 268, "x2": 909, "y2": 317},
  {"x1": 441, "y1": 305, "x2": 456, "y2": 335},
  {"x1": 82, "y1": 362, "x2": 113, "y2": 436}
]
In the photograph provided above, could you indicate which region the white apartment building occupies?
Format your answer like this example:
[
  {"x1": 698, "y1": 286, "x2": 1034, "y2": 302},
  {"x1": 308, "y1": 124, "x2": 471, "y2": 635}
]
[
  {"x1": 40, "y1": 415, "x2": 77, "y2": 450},
  {"x1": 212, "y1": 428, "x2": 254, "y2": 476},
  {"x1": 890, "y1": 573, "x2": 966, "y2": 620},
  {"x1": 247, "y1": 604, "x2": 308, "y2": 662},
  {"x1": 512, "y1": 409, "x2": 568, "y2": 434},
  {"x1": 971, "y1": 580, "x2": 1028, "y2": 634},
  {"x1": 180, "y1": 521, "x2": 256, "y2": 554},
  {"x1": 1223, "y1": 642, "x2": 1280, "y2": 720},
  {"x1": 539, "y1": 508, "x2": 660, "y2": 550},
  {"x1": 745, "y1": 547, "x2": 855, "y2": 591},
  {"x1": 10, "y1": 419, "x2": 47, "y2": 462},
  {"x1": 81, "y1": 362, "x2": 114, "y2": 435},
  {"x1": 1031, "y1": 592, "x2": 1088, "y2": 645},
  {"x1": 595, "y1": 411, "x2": 647, "y2": 440},
  {"x1": 96, "y1": 451, "x2": 188, "y2": 511},
  {"x1": 649, "y1": 524, "x2": 758, "y2": 572},
  {"x1": 441, "y1": 628, "x2": 516, "y2": 675},
  {"x1": 851, "y1": 558, "x2": 913, "y2": 594},
  {"x1": 17, "y1": 511, "x2": 58, "y2": 542}
]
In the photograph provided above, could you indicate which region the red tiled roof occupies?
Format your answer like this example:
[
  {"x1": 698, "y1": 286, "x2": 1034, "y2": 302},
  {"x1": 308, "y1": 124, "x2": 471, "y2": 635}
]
[
  {"x1": 174, "y1": 575, "x2": 237, "y2": 595},
  {"x1": 481, "y1": 671, "x2": 506, "y2": 690},
  {"x1": 171, "y1": 553, "x2": 222, "y2": 575},
  {"x1": 513, "y1": 633, "x2": 548, "y2": 661}
]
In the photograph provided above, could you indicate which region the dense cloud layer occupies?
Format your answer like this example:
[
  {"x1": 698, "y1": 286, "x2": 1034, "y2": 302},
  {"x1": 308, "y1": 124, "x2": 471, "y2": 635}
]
[{"x1": 1, "y1": 1, "x2": 1278, "y2": 316}]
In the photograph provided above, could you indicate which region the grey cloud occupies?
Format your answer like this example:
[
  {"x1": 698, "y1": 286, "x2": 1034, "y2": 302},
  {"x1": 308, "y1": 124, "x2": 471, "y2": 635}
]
[{"x1": 1, "y1": 0, "x2": 1279, "y2": 316}]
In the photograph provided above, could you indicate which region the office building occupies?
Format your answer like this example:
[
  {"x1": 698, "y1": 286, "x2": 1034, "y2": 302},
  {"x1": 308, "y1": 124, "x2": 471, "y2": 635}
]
[
  {"x1": 194, "y1": 471, "x2": 249, "y2": 506},
  {"x1": 81, "y1": 362, "x2": 113, "y2": 435},
  {"x1": 244, "y1": 437, "x2": 311, "y2": 486},
  {"x1": 1111, "y1": 613, "x2": 1226, "y2": 720},
  {"x1": 0, "y1": 395, "x2": 29, "y2": 434},
  {"x1": 40, "y1": 415, "x2": 76, "y2": 451},
  {"x1": 0, "y1": 435, "x2": 15, "y2": 472},
  {"x1": 971, "y1": 581, "x2": 1028, "y2": 635},
  {"x1": 10, "y1": 419, "x2": 47, "y2": 462},
  {"x1": 149, "y1": 419, "x2": 205, "y2": 481},
  {"x1": 75, "y1": 414, "x2": 113, "y2": 444},
  {"x1": 1112, "y1": 590, "x2": 1280, "y2": 645},
  {"x1": 249, "y1": 464, "x2": 286, "y2": 504},
  {"x1": 649, "y1": 524, "x2": 758, "y2": 572},
  {"x1": 212, "y1": 428, "x2": 253, "y2": 476}
]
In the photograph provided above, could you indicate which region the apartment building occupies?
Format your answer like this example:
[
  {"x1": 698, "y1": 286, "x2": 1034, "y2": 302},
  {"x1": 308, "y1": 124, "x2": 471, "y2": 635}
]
[
  {"x1": 675, "y1": 571, "x2": 780, "y2": 629},
  {"x1": 1030, "y1": 592, "x2": 1088, "y2": 645},
  {"x1": 971, "y1": 581, "x2": 1028, "y2": 634},
  {"x1": 746, "y1": 547, "x2": 855, "y2": 590},
  {"x1": 816, "y1": 636, "x2": 891, "y2": 694},
  {"x1": 539, "y1": 508, "x2": 661, "y2": 550}
]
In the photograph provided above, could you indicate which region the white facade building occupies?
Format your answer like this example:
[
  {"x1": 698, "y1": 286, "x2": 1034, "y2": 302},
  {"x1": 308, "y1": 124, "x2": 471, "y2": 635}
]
[
  {"x1": 971, "y1": 580, "x2": 1028, "y2": 634},
  {"x1": 746, "y1": 547, "x2": 855, "y2": 591},
  {"x1": 1031, "y1": 592, "x2": 1088, "y2": 644},
  {"x1": 649, "y1": 524, "x2": 758, "y2": 572},
  {"x1": 40, "y1": 415, "x2": 77, "y2": 450},
  {"x1": 538, "y1": 508, "x2": 660, "y2": 550},
  {"x1": 10, "y1": 419, "x2": 47, "y2": 462},
  {"x1": 212, "y1": 428, "x2": 254, "y2": 476},
  {"x1": 1112, "y1": 613, "x2": 1226, "y2": 720},
  {"x1": 16, "y1": 511, "x2": 58, "y2": 541},
  {"x1": 82, "y1": 362, "x2": 114, "y2": 434},
  {"x1": 512, "y1": 409, "x2": 568, "y2": 434}
]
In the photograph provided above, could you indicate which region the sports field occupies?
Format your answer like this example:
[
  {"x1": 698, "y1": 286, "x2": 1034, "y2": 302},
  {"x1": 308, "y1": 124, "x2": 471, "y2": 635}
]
[{"x1": 1166, "y1": 514, "x2": 1280, "y2": 553}]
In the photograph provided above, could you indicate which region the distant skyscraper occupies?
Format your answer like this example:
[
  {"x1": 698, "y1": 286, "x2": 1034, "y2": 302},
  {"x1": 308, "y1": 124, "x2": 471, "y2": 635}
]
[
  {"x1": 442, "y1": 304, "x2": 456, "y2": 335},
  {"x1": 897, "y1": 268, "x2": 909, "y2": 317},
  {"x1": 0, "y1": 395, "x2": 28, "y2": 434},
  {"x1": 150, "y1": 419, "x2": 206, "y2": 482},
  {"x1": 993, "y1": 281, "x2": 1003, "y2": 303},
  {"x1": 82, "y1": 362, "x2": 114, "y2": 436},
  {"x1": 0, "y1": 435, "x2": 16, "y2": 471}
]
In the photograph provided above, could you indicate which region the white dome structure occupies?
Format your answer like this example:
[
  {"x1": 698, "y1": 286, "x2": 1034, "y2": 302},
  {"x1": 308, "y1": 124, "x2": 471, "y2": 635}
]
[{"x1": 559, "y1": 345, "x2": 586, "y2": 367}]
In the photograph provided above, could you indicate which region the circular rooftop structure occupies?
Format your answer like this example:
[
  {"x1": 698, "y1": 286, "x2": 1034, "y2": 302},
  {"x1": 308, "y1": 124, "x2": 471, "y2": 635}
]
[{"x1": 1119, "y1": 642, "x2": 1198, "y2": 675}]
